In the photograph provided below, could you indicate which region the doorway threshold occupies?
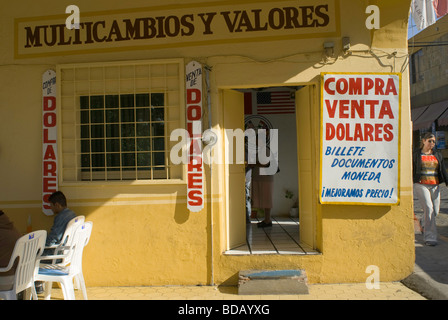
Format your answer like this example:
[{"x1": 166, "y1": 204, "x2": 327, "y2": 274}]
[{"x1": 224, "y1": 217, "x2": 320, "y2": 255}]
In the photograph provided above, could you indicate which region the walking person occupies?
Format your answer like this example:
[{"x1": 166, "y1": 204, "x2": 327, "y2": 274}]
[{"x1": 413, "y1": 132, "x2": 448, "y2": 246}]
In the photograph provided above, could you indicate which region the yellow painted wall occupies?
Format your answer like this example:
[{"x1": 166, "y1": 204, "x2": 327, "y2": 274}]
[{"x1": 0, "y1": 0, "x2": 414, "y2": 286}]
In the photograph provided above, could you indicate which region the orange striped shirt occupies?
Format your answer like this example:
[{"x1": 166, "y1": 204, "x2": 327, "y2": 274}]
[{"x1": 420, "y1": 154, "x2": 439, "y2": 185}]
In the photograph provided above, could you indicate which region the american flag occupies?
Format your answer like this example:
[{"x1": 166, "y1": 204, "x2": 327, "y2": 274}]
[
  {"x1": 256, "y1": 91, "x2": 295, "y2": 114},
  {"x1": 433, "y1": 0, "x2": 448, "y2": 18}
]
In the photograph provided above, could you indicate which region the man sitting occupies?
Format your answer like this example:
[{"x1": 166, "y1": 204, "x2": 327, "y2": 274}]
[
  {"x1": 45, "y1": 191, "x2": 77, "y2": 247},
  {"x1": 36, "y1": 191, "x2": 77, "y2": 294}
]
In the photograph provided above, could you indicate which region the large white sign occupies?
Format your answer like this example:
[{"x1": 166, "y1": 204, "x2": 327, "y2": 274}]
[
  {"x1": 320, "y1": 73, "x2": 401, "y2": 205},
  {"x1": 42, "y1": 70, "x2": 57, "y2": 215},
  {"x1": 186, "y1": 61, "x2": 204, "y2": 212}
]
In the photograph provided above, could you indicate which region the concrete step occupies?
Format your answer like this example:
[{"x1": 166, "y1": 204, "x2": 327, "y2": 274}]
[{"x1": 238, "y1": 270, "x2": 309, "y2": 295}]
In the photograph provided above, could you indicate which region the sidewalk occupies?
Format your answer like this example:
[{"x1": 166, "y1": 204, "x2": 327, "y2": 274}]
[
  {"x1": 401, "y1": 232, "x2": 448, "y2": 300},
  {"x1": 400, "y1": 184, "x2": 448, "y2": 300},
  {"x1": 44, "y1": 281, "x2": 425, "y2": 300}
]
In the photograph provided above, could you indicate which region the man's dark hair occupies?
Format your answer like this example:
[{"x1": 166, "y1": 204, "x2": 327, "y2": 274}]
[{"x1": 48, "y1": 191, "x2": 67, "y2": 207}]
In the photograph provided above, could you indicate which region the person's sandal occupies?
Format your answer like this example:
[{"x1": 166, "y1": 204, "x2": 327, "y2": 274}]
[{"x1": 257, "y1": 221, "x2": 272, "y2": 228}]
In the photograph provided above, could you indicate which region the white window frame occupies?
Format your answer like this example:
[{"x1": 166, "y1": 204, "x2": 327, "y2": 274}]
[{"x1": 57, "y1": 58, "x2": 186, "y2": 185}]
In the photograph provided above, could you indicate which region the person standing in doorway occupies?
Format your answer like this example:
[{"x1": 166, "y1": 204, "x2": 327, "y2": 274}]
[
  {"x1": 252, "y1": 123, "x2": 279, "y2": 228},
  {"x1": 413, "y1": 132, "x2": 448, "y2": 246},
  {"x1": 245, "y1": 161, "x2": 254, "y2": 224},
  {"x1": 245, "y1": 120, "x2": 256, "y2": 224},
  {"x1": 252, "y1": 163, "x2": 275, "y2": 228}
]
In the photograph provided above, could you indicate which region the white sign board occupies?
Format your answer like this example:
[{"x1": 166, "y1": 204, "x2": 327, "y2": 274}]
[
  {"x1": 186, "y1": 61, "x2": 204, "y2": 212},
  {"x1": 320, "y1": 73, "x2": 401, "y2": 205},
  {"x1": 42, "y1": 70, "x2": 57, "y2": 215}
]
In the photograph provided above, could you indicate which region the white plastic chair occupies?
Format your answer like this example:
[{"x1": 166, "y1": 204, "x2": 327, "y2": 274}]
[
  {"x1": 0, "y1": 230, "x2": 47, "y2": 300},
  {"x1": 35, "y1": 222, "x2": 92, "y2": 300},
  {"x1": 43, "y1": 215, "x2": 85, "y2": 266}
]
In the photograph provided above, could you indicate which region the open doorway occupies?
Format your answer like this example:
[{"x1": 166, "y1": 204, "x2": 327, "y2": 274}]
[{"x1": 224, "y1": 86, "x2": 317, "y2": 255}]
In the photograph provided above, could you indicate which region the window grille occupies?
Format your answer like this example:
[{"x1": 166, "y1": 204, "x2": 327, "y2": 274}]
[{"x1": 58, "y1": 60, "x2": 184, "y2": 182}]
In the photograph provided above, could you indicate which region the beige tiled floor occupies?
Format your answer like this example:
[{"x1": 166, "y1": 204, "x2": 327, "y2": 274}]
[
  {"x1": 226, "y1": 217, "x2": 319, "y2": 255},
  {"x1": 42, "y1": 282, "x2": 425, "y2": 300}
]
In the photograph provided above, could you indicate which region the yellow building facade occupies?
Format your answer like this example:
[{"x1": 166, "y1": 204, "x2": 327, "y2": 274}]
[{"x1": 0, "y1": 0, "x2": 414, "y2": 286}]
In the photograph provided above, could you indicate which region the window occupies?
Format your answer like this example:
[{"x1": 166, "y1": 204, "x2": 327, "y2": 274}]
[
  {"x1": 59, "y1": 60, "x2": 184, "y2": 182},
  {"x1": 410, "y1": 50, "x2": 424, "y2": 84}
]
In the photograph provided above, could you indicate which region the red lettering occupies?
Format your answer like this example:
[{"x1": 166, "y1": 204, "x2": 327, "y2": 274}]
[
  {"x1": 354, "y1": 123, "x2": 364, "y2": 141},
  {"x1": 375, "y1": 78, "x2": 385, "y2": 95},
  {"x1": 43, "y1": 177, "x2": 57, "y2": 193},
  {"x1": 375, "y1": 124, "x2": 383, "y2": 141},
  {"x1": 351, "y1": 100, "x2": 364, "y2": 118},
  {"x1": 336, "y1": 123, "x2": 345, "y2": 141},
  {"x1": 43, "y1": 96, "x2": 56, "y2": 111},
  {"x1": 43, "y1": 161, "x2": 57, "y2": 176},
  {"x1": 324, "y1": 77, "x2": 335, "y2": 95},
  {"x1": 325, "y1": 122, "x2": 394, "y2": 142},
  {"x1": 189, "y1": 138, "x2": 201, "y2": 155},
  {"x1": 325, "y1": 99, "x2": 395, "y2": 120},
  {"x1": 364, "y1": 78, "x2": 374, "y2": 94},
  {"x1": 385, "y1": 78, "x2": 398, "y2": 95},
  {"x1": 43, "y1": 128, "x2": 56, "y2": 143},
  {"x1": 336, "y1": 78, "x2": 348, "y2": 94},
  {"x1": 187, "y1": 88, "x2": 202, "y2": 104},
  {"x1": 188, "y1": 173, "x2": 202, "y2": 189},
  {"x1": 365, "y1": 100, "x2": 379, "y2": 118},
  {"x1": 325, "y1": 123, "x2": 335, "y2": 140},
  {"x1": 188, "y1": 190, "x2": 203, "y2": 206},
  {"x1": 43, "y1": 194, "x2": 52, "y2": 207},
  {"x1": 187, "y1": 105, "x2": 201, "y2": 120},
  {"x1": 188, "y1": 156, "x2": 202, "y2": 172},
  {"x1": 349, "y1": 78, "x2": 362, "y2": 95},
  {"x1": 186, "y1": 83, "x2": 203, "y2": 211},
  {"x1": 186, "y1": 122, "x2": 201, "y2": 138},
  {"x1": 43, "y1": 112, "x2": 56, "y2": 127},
  {"x1": 339, "y1": 100, "x2": 349, "y2": 118},
  {"x1": 43, "y1": 193, "x2": 51, "y2": 203},
  {"x1": 378, "y1": 100, "x2": 394, "y2": 119},
  {"x1": 383, "y1": 124, "x2": 394, "y2": 141},
  {"x1": 324, "y1": 76, "x2": 398, "y2": 96},
  {"x1": 43, "y1": 145, "x2": 56, "y2": 160},
  {"x1": 345, "y1": 123, "x2": 353, "y2": 141},
  {"x1": 325, "y1": 100, "x2": 337, "y2": 118},
  {"x1": 364, "y1": 124, "x2": 374, "y2": 141},
  {"x1": 187, "y1": 122, "x2": 193, "y2": 137}
]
